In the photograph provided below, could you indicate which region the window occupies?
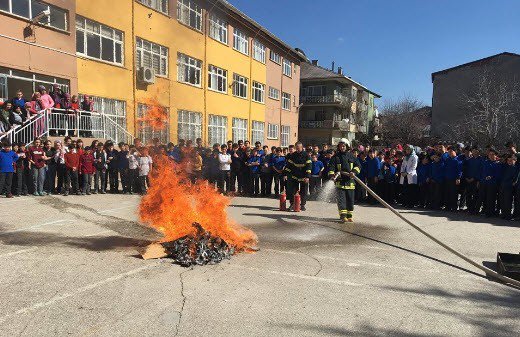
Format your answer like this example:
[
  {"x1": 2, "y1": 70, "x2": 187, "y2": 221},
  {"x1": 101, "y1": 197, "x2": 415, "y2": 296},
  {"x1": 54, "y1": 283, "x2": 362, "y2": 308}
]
[
  {"x1": 305, "y1": 85, "x2": 326, "y2": 96},
  {"x1": 137, "y1": 103, "x2": 170, "y2": 144},
  {"x1": 177, "y1": 53, "x2": 202, "y2": 86},
  {"x1": 177, "y1": 0, "x2": 202, "y2": 31},
  {"x1": 209, "y1": 14, "x2": 227, "y2": 44},
  {"x1": 232, "y1": 118, "x2": 247, "y2": 143},
  {"x1": 80, "y1": 94, "x2": 127, "y2": 140},
  {"x1": 252, "y1": 82, "x2": 265, "y2": 103},
  {"x1": 267, "y1": 123, "x2": 279, "y2": 140},
  {"x1": 283, "y1": 59, "x2": 292, "y2": 77},
  {"x1": 233, "y1": 28, "x2": 249, "y2": 55},
  {"x1": 178, "y1": 110, "x2": 202, "y2": 142},
  {"x1": 281, "y1": 125, "x2": 290, "y2": 147},
  {"x1": 136, "y1": 37, "x2": 168, "y2": 77},
  {"x1": 282, "y1": 92, "x2": 291, "y2": 110},
  {"x1": 268, "y1": 87, "x2": 280, "y2": 100},
  {"x1": 136, "y1": 0, "x2": 168, "y2": 14},
  {"x1": 76, "y1": 16, "x2": 124, "y2": 65},
  {"x1": 251, "y1": 121, "x2": 264, "y2": 144},
  {"x1": 208, "y1": 114, "x2": 227, "y2": 145},
  {"x1": 0, "y1": 0, "x2": 68, "y2": 31},
  {"x1": 208, "y1": 65, "x2": 227, "y2": 93},
  {"x1": 232, "y1": 73, "x2": 248, "y2": 98},
  {"x1": 252, "y1": 40, "x2": 265, "y2": 63},
  {"x1": 269, "y1": 50, "x2": 281, "y2": 64}
]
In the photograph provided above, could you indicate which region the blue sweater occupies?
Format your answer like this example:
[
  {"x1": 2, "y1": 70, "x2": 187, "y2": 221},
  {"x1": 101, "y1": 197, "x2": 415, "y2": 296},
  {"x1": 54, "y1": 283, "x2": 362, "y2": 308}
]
[
  {"x1": 500, "y1": 164, "x2": 518, "y2": 188},
  {"x1": 271, "y1": 156, "x2": 286, "y2": 171},
  {"x1": 0, "y1": 150, "x2": 18, "y2": 173},
  {"x1": 381, "y1": 163, "x2": 397, "y2": 183},
  {"x1": 366, "y1": 157, "x2": 381, "y2": 178},
  {"x1": 464, "y1": 157, "x2": 482, "y2": 180},
  {"x1": 480, "y1": 159, "x2": 501, "y2": 185},
  {"x1": 248, "y1": 156, "x2": 261, "y2": 174},
  {"x1": 444, "y1": 156, "x2": 462, "y2": 180},
  {"x1": 430, "y1": 161, "x2": 445, "y2": 183},
  {"x1": 358, "y1": 158, "x2": 368, "y2": 181},
  {"x1": 417, "y1": 162, "x2": 431, "y2": 184},
  {"x1": 311, "y1": 160, "x2": 324, "y2": 175}
]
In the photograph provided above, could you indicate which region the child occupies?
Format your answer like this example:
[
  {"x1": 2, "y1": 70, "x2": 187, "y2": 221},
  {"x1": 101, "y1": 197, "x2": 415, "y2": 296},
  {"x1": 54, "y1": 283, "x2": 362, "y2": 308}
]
[
  {"x1": 381, "y1": 157, "x2": 397, "y2": 204},
  {"x1": 271, "y1": 147, "x2": 286, "y2": 197},
  {"x1": 127, "y1": 145, "x2": 139, "y2": 194},
  {"x1": 499, "y1": 154, "x2": 517, "y2": 220},
  {"x1": 0, "y1": 141, "x2": 18, "y2": 198},
  {"x1": 105, "y1": 142, "x2": 119, "y2": 193},
  {"x1": 138, "y1": 148, "x2": 152, "y2": 195},
  {"x1": 356, "y1": 151, "x2": 368, "y2": 202},
  {"x1": 15, "y1": 143, "x2": 28, "y2": 196},
  {"x1": 429, "y1": 154, "x2": 445, "y2": 210},
  {"x1": 309, "y1": 153, "x2": 324, "y2": 196},
  {"x1": 416, "y1": 155, "x2": 431, "y2": 208},
  {"x1": 247, "y1": 149, "x2": 261, "y2": 197},
  {"x1": 477, "y1": 149, "x2": 501, "y2": 217},
  {"x1": 217, "y1": 144, "x2": 232, "y2": 194},
  {"x1": 64, "y1": 144, "x2": 80, "y2": 196},
  {"x1": 80, "y1": 146, "x2": 95, "y2": 195},
  {"x1": 93, "y1": 142, "x2": 107, "y2": 194},
  {"x1": 366, "y1": 149, "x2": 381, "y2": 205},
  {"x1": 444, "y1": 147, "x2": 463, "y2": 211}
]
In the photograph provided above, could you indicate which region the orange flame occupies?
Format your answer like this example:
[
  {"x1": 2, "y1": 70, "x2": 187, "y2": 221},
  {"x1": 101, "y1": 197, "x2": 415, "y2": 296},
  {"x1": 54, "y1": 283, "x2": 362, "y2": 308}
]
[
  {"x1": 137, "y1": 98, "x2": 168, "y2": 131},
  {"x1": 139, "y1": 156, "x2": 258, "y2": 251}
]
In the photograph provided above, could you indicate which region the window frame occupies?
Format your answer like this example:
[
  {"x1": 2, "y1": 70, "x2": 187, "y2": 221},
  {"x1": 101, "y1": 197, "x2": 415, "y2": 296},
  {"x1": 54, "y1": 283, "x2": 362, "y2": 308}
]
[
  {"x1": 0, "y1": 0, "x2": 69, "y2": 31},
  {"x1": 281, "y1": 125, "x2": 290, "y2": 147},
  {"x1": 251, "y1": 120, "x2": 265, "y2": 144},
  {"x1": 267, "y1": 123, "x2": 279, "y2": 140},
  {"x1": 233, "y1": 28, "x2": 249, "y2": 55},
  {"x1": 232, "y1": 117, "x2": 248, "y2": 143},
  {"x1": 232, "y1": 73, "x2": 248, "y2": 99},
  {"x1": 137, "y1": 103, "x2": 170, "y2": 144},
  {"x1": 136, "y1": 0, "x2": 168, "y2": 15},
  {"x1": 282, "y1": 92, "x2": 291, "y2": 110},
  {"x1": 252, "y1": 81, "x2": 265, "y2": 103},
  {"x1": 208, "y1": 13, "x2": 228, "y2": 44},
  {"x1": 208, "y1": 114, "x2": 228, "y2": 146},
  {"x1": 268, "y1": 86, "x2": 280, "y2": 100},
  {"x1": 283, "y1": 59, "x2": 292, "y2": 77},
  {"x1": 252, "y1": 40, "x2": 266, "y2": 63},
  {"x1": 76, "y1": 15, "x2": 124, "y2": 66},
  {"x1": 136, "y1": 37, "x2": 168, "y2": 77},
  {"x1": 269, "y1": 50, "x2": 281, "y2": 64},
  {"x1": 177, "y1": 0, "x2": 202, "y2": 31},
  {"x1": 208, "y1": 64, "x2": 228, "y2": 94},
  {"x1": 177, "y1": 52, "x2": 202, "y2": 87},
  {"x1": 177, "y1": 109, "x2": 202, "y2": 142}
]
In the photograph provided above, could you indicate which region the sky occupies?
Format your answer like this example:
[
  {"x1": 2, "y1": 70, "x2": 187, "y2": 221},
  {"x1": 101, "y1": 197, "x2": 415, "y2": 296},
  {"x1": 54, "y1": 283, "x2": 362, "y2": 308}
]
[{"x1": 229, "y1": 0, "x2": 520, "y2": 106}]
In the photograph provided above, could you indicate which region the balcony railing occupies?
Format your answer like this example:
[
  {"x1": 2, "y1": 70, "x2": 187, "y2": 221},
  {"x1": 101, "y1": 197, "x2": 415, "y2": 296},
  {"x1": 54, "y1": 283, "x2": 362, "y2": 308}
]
[
  {"x1": 300, "y1": 94, "x2": 350, "y2": 105},
  {"x1": 300, "y1": 120, "x2": 334, "y2": 129}
]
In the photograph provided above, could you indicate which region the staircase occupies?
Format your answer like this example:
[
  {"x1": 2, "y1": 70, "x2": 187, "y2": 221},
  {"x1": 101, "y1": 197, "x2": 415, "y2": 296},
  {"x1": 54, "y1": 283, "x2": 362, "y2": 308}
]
[{"x1": 0, "y1": 109, "x2": 134, "y2": 145}]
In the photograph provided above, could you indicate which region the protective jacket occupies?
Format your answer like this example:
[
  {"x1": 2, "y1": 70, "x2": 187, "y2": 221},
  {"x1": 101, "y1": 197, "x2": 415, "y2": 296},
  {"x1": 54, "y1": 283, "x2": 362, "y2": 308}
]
[
  {"x1": 284, "y1": 151, "x2": 312, "y2": 181},
  {"x1": 328, "y1": 151, "x2": 361, "y2": 189}
]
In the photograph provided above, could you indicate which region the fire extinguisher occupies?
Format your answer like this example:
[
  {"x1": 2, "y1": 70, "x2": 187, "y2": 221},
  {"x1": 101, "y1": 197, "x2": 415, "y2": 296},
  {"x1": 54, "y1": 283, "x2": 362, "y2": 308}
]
[
  {"x1": 293, "y1": 190, "x2": 301, "y2": 212},
  {"x1": 279, "y1": 192, "x2": 287, "y2": 211}
]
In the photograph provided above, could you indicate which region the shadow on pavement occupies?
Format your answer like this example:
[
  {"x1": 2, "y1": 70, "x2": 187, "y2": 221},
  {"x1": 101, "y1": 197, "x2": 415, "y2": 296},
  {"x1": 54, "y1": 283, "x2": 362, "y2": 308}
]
[{"x1": 398, "y1": 208, "x2": 520, "y2": 228}]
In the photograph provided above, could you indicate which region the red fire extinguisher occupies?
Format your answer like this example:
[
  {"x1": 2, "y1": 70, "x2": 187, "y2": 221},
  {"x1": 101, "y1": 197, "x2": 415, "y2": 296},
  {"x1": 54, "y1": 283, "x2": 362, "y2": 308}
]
[
  {"x1": 293, "y1": 190, "x2": 301, "y2": 212},
  {"x1": 279, "y1": 192, "x2": 287, "y2": 211}
]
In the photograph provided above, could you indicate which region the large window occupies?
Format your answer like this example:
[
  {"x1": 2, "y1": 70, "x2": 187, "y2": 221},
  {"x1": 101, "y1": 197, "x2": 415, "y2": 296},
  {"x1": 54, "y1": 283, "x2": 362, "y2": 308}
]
[
  {"x1": 304, "y1": 85, "x2": 326, "y2": 96},
  {"x1": 0, "y1": 0, "x2": 68, "y2": 31},
  {"x1": 137, "y1": 103, "x2": 170, "y2": 144},
  {"x1": 136, "y1": 37, "x2": 168, "y2": 77},
  {"x1": 282, "y1": 92, "x2": 291, "y2": 110},
  {"x1": 233, "y1": 28, "x2": 249, "y2": 55},
  {"x1": 268, "y1": 86, "x2": 280, "y2": 100},
  {"x1": 137, "y1": 0, "x2": 168, "y2": 14},
  {"x1": 76, "y1": 16, "x2": 123, "y2": 65},
  {"x1": 269, "y1": 50, "x2": 281, "y2": 64},
  {"x1": 252, "y1": 40, "x2": 266, "y2": 63},
  {"x1": 80, "y1": 94, "x2": 127, "y2": 140},
  {"x1": 178, "y1": 110, "x2": 202, "y2": 142},
  {"x1": 208, "y1": 65, "x2": 227, "y2": 93},
  {"x1": 283, "y1": 59, "x2": 292, "y2": 77},
  {"x1": 208, "y1": 114, "x2": 227, "y2": 146},
  {"x1": 232, "y1": 118, "x2": 247, "y2": 143},
  {"x1": 232, "y1": 73, "x2": 248, "y2": 98},
  {"x1": 251, "y1": 121, "x2": 264, "y2": 144},
  {"x1": 252, "y1": 81, "x2": 265, "y2": 103},
  {"x1": 267, "y1": 123, "x2": 279, "y2": 140},
  {"x1": 281, "y1": 125, "x2": 290, "y2": 147},
  {"x1": 177, "y1": 0, "x2": 202, "y2": 31},
  {"x1": 0, "y1": 66, "x2": 69, "y2": 101},
  {"x1": 209, "y1": 14, "x2": 227, "y2": 44},
  {"x1": 177, "y1": 53, "x2": 202, "y2": 86}
]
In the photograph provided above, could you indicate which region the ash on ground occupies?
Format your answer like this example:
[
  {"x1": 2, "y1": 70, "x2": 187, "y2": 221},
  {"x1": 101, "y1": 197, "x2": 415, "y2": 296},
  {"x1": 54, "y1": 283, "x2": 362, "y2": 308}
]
[{"x1": 162, "y1": 223, "x2": 235, "y2": 267}]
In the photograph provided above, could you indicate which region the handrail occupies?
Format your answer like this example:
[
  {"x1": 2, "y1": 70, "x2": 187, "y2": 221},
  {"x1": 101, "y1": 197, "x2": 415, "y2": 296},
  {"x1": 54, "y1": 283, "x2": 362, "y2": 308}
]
[
  {"x1": 103, "y1": 114, "x2": 135, "y2": 143},
  {"x1": 0, "y1": 109, "x2": 48, "y2": 142}
]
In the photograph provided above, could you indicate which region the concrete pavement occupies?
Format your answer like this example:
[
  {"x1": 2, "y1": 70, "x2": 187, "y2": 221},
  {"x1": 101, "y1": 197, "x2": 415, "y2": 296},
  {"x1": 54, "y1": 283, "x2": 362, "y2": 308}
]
[{"x1": 0, "y1": 194, "x2": 519, "y2": 336}]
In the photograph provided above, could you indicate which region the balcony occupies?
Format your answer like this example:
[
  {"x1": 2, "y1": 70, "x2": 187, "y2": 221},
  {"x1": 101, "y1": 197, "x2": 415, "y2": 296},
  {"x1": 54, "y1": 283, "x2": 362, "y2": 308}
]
[
  {"x1": 300, "y1": 94, "x2": 350, "y2": 105},
  {"x1": 300, "y1": 120, "x2": 335, "y2": 129}
]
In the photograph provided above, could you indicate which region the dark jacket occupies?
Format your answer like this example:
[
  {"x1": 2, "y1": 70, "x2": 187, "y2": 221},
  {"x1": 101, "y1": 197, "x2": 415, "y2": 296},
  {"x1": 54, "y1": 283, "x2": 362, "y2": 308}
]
[
  {"x1": 327, "y1": 151, "x2": 361, "y2": 190},
  {"x1": 284, "y1": 150, "x2": 312, "y2": 181},
  {"x1": 444, "y1": 156, "x2": 462, "y2": 180}
]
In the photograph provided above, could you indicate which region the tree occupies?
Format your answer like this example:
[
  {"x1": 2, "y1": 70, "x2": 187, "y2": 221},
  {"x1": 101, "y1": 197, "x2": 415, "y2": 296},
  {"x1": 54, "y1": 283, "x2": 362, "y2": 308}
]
[
  {"x1": 379, "y1": 95, "x2": 431, "y2": 146},
  {"x1": 445, "y1": 67, "x2": 520, "y2": 146}
]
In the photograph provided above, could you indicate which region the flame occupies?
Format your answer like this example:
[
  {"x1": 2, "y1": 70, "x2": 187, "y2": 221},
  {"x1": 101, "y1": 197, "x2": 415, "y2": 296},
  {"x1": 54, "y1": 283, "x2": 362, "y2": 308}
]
[
  {"x1": 137, "y1": 98, "x2": 169, "y2": 130},
  {"x1": 139, "y1": 156, "x2": 258, "y2": 251}
]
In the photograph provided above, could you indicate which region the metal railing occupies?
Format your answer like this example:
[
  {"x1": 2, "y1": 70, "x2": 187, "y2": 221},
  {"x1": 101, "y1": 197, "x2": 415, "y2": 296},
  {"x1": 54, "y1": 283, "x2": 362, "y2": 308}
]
[
  {"x1": 0, "y1": 109, "x2": 134, "y2": 145},
  {"x1": 300, "y1": 94, "x2": 351, "y2": 105},
  {"x1": 299, "y1": 120, "x2": 334, "y2": 129}
]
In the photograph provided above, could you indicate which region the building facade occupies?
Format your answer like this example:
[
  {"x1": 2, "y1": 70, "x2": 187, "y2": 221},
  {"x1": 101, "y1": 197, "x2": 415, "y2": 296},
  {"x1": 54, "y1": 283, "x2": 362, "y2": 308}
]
[
  {"x1": 0, "y1": 0, "x2": 304, "y2": 146},
  {"x1": 299, "y1": 61, "x2": 380, "y2": 146},
  {"x1": 431, "y1": 52, "x2": 520, "y2": 138}
]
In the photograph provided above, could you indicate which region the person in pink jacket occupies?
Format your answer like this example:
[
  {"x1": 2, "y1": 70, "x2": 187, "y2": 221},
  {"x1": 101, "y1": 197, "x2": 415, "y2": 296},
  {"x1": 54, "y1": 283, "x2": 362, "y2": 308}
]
[{"x1": 37, "y1": 85, "x2": 54, "y2": 110}]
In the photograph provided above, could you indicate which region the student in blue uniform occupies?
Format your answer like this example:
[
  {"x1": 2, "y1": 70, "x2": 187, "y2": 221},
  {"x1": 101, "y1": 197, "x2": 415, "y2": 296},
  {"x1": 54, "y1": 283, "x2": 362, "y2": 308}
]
[
  {"x1": 499, "y1": 154, "x2": 518, "y2": 220},
  {"x1": 429, "y1": 153, "x2": 445, "y2": 210},
  {"x1": 309, "y1": 153, "x2": 324, "y2": 196},
  {"x1": 477, "y1": 148, "x2": 501, "y2": 217},
  {"x1": 365, "y1": 149, "x2": 381, "y2": 205},
  {"x1": 444, "y1": 146, "x2": 463, "y2": 211},
  {"x1": 416, "y1": 154, "x2": 431, "y2": 208}
]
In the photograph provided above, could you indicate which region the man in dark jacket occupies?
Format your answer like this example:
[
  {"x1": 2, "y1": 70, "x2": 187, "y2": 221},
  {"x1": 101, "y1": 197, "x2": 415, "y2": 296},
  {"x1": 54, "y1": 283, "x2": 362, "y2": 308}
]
[
  {"x1": 328, "y1": 140, "x2": 361, "y2": 223},
  {"x1": 284, "y1": 141, "x2": 312, "y2": 211}
]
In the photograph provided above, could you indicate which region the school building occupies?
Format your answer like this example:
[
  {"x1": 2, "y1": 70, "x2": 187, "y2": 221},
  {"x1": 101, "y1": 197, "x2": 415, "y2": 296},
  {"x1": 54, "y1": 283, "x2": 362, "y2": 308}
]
[{"x1": 0, "y1": 0, "x2": 305, "y2": 146}]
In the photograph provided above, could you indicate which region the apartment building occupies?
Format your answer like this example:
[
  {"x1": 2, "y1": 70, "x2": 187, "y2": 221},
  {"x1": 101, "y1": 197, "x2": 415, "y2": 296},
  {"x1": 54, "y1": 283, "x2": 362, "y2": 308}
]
[
  {"x1": 299, "y1": 60, "x2": 381, "y2": 146},
  {"x1": 0, "y1": 0, "x2": 304, "y2": 146}
]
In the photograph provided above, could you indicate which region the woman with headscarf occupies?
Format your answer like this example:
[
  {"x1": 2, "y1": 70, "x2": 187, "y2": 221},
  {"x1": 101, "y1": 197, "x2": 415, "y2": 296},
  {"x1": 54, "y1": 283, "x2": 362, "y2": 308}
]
[
  {"x1": 60, "y1": 93, "x2": 75, "y2": 136},
  {"x1": 400, "y1": 144, "x2": 419, "y2": 207},
  {"x1": 37, "y1": 85, "x2": 55, "y2": 110},
  {"x1": 49, "y1": 84, "x2": 63, "y2": 109}
]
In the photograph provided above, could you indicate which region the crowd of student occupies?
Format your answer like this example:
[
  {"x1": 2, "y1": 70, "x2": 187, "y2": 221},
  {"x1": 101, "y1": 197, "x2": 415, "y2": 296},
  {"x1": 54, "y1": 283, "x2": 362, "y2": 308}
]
[
  {"x1": 0, "y1": 85, "x2": 95, "y2": 136},
  {"x1": 0, "y1": 134, "x2": 519, "y2": 221}
]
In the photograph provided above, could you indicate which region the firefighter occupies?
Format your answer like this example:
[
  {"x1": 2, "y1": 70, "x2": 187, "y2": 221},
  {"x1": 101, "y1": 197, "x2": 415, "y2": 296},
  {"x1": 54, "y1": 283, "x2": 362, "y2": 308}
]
[
  {"x1": 284, "y1": 141, "x2": 312, "y2": 211},
  {"x1": 328, "y1": 139, "x2": 361, "y2": 223}
]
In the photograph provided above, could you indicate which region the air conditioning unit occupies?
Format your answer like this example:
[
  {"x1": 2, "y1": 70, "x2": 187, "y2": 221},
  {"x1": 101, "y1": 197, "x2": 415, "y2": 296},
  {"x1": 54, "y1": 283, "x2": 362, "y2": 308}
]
[{"x1": 138, "y1": 67, "x2": 155, "y2": 85}]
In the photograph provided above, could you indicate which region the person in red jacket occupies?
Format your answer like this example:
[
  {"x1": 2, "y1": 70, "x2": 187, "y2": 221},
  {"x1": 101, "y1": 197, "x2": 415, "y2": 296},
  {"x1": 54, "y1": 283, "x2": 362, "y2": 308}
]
[
  {"x1": 80, "y1": 146, "x2": 95, "y2": 195},
  {"x1": 64, "y1": 144, "x2": 80, "y2": 196},
  {"x1": 28, "y1": 138, "x2": 48, "y2": 196}
]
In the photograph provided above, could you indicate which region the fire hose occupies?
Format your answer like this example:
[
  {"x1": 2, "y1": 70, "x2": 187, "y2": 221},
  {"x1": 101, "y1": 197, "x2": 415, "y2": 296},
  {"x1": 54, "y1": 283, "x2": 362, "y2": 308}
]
[{"x1": 351, "y1": 174, "x2": 520, "y2": 288}]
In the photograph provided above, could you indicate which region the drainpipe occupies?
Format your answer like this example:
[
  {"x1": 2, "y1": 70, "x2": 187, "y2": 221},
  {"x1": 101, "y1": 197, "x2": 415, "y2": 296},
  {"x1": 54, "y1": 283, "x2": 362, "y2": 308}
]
[
  {"x1": 249, "y1": 27, "x2": 262, "y2": 142},
  {"x1": 131, "y1": 0, "x2": 137, "y2": 140}
]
